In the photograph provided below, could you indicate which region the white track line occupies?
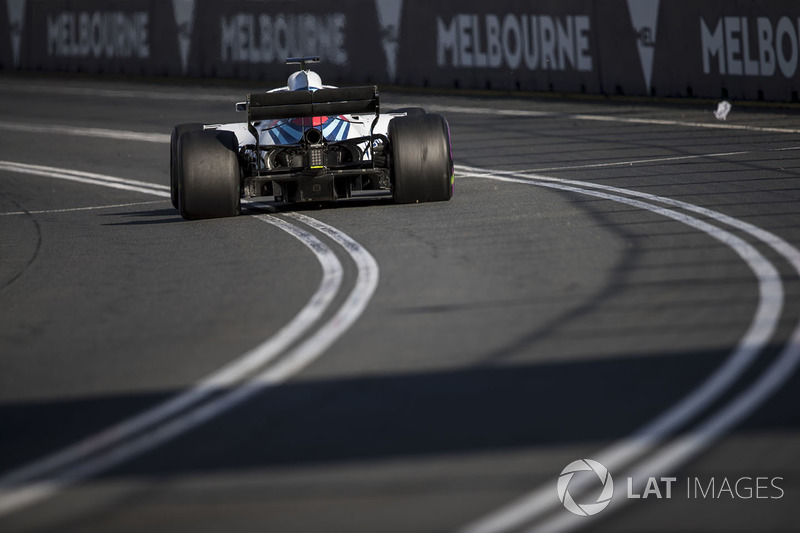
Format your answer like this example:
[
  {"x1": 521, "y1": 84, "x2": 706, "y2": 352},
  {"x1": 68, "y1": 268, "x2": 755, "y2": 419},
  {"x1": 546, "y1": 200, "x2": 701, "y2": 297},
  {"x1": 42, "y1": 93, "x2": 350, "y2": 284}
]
[
  {"x1": 0, "y1": 86, "x2": 800, "y2": 139},
  {"x1": 0, "y1": 166, "x2": 380, "y2": 517},
  {"x1": 456, "y1": 165, "x2": 799, "y2": 533},
  {"x1": 0, "y1": 83, "x2": 235, "y2": 103},
  {"x1": 0, "y1": 214, "x2": 343, "y2": 515},
  {"x1": 521, "y1": 145, "x2": 800, "y2": 174},
  {"x1": 417, "y1": 104, "x2": 800, "y2": 134},
  {"x1": 272, "y1": 212, "x2": 380, "y2": 381},
  {"x1": 6, "y1": 81, "x2": 789, "y2": 136},
  {"x1": 0, "y1": 213, "x2": 379, "y2": 516},
  {"x1": 0, "y1": 200, "x2": 164, "y2": 216},
  {"x1": 0, "y1": 161, "x2": 169, "y2": 197},
  {"x1": 3, "y1": 81, "x2": 793, "y2": 134},
  {"x1": 2, "y1": 111, "x2": 794, "y2": 526},
  {"x1": 524, "y1": 151, "x2": 749, "y2": 173},
  {"x1": 569, "y1": 112, "x2": 800, "y2": 134},
  {"x1": 0, "y1": 122, "x2": 169, "y2": 144}
]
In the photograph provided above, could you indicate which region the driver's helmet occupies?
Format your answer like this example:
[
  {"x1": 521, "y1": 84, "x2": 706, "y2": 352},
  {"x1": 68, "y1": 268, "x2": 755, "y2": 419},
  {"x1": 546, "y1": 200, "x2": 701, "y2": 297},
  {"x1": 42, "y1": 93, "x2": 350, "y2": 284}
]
[{"x1": 288, "y1": 70, "x2": 322, "y2": 91}]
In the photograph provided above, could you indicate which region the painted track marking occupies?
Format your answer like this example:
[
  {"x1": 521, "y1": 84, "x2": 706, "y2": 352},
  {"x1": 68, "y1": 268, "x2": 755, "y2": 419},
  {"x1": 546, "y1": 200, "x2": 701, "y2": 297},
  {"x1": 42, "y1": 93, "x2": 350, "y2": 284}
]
[
  {"x1": 0, "y1": 214, "x2": 343, "y2": 514},
  {"x1": 0, "y1": 200, "x2": 164, "y2": 216},
  {"x1": 518, "y1": 144, "x2": 800, "y2": 174},
  {"x1": 0, "y1": 166, "x2": 379, "y2": 516},
  {"x1": 0, "y1": 121, "x2": 169, "y2": 144},
  {"x1": 2, "y1": 108, "x2": 797, "y2": 528},
  {"x1": 0, "y1": 161, "x2": 169, "y2": 196},
  {"x1": 3, "y1": 80, "x2": 800, "y2": 141},
  {"x1": 6, "y1": 81, "x2": 796, "y2": 135},
  {"x1": 414, "y1": 104, "x2": 800, "y2": 134},
  {"x1": 456, "y1": 165, "x2": 800, "y2": 533}
]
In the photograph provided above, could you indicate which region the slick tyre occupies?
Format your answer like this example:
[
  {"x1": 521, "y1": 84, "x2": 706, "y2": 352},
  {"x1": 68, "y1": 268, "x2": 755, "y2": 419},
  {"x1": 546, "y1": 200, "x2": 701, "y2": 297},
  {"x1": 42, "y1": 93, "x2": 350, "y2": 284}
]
[
  {"x1": 170, "y1": 123, "x2": 203, "y2": 209},
  {"x1": 389, "y1": 113, "x2": 453, "y2": 204},
  {"x1": 178, "y1": 129, "x2": 241, "y2": 220}
]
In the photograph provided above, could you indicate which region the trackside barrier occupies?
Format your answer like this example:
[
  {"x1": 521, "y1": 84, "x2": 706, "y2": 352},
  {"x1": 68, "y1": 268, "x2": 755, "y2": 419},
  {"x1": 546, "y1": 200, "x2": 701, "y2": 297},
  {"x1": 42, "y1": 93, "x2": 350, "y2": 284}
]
[{"x1": 1, "y1": 0, "x2": 799, "y2": 102}]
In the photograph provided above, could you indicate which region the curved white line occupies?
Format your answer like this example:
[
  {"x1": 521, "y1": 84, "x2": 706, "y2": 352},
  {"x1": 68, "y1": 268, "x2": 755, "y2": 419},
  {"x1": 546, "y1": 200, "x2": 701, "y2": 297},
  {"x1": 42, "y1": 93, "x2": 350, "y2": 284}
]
[
  {"x1": 524, "y1": 145, "x2": 800, "y2": 174},
  {"x1": 0, "y1": 200, "x2": 165, "y2": 217},
  {"x1": 0, "y1": 214, "x2": 344, "y2": 515},
  {"x1": 0, "y1": 85, "x2": 235, "y2": 103},
  {"x1": 262, "y1": 212, "x2": 381, "y2": 382},
  {"x1": 465, "y1": 167, "x2": 800, "y2": 533},
  {"x1": 456, "y1": 165, "x2": 789, "y2": 533},
  {"x1": 0, "y1": 212, "x2": 380, "y2": 516},
  {"x1": 0, "y1": 200, "x2": 368, "y2": 515},
  {"x1": 412, "y1": 104, "x2": 800, "y2": 134},
  {"x1": 0, "y1": 122, "x2": 170, "y2": 144},
  {"x1": 3, "y1": 82, "x2": 792, "y2": 135},
  {"x1": 0, "y1": 161, "x2": 170, "y2": 197}
]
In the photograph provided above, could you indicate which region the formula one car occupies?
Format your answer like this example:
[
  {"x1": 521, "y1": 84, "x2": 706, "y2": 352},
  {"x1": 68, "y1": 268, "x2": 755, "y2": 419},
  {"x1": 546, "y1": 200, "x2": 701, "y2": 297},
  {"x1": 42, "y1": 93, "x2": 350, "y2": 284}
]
[{"x1": 170, "y1": 56, "x2": 454, "y2": 219}]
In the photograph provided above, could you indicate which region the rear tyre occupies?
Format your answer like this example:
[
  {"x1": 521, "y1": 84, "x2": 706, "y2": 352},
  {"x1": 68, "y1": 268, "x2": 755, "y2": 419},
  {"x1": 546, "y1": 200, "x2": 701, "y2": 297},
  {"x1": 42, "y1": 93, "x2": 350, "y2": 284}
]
[
  {"x1": 389, "y1": 113, "x2": 453, "y2": 204},
  {"x1": 170, "y1": 123, "x2": 203, "y2": 209},
  {"x1": 178, "y1": 129, "x2": 241, "y2": 220}
]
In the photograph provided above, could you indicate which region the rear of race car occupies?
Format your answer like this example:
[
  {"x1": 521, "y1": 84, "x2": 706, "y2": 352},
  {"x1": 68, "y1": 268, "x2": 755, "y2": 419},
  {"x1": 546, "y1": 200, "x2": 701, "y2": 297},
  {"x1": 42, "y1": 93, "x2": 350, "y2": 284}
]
[
  {"x1": 241, "y1": 85, "x2": 389, "y2": 204},
  {"x1": 169, "y1": 59, "x2": 454, "y2": 220}
]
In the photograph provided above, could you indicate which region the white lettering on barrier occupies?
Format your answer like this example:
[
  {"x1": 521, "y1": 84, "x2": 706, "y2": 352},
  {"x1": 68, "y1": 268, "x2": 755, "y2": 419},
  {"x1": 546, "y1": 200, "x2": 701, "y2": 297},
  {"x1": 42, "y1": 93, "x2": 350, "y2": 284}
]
[
  {"x1": 701, "y1": 16, "x2": 800, "y2": 78},
  {"x1": 46, "y1": 12, "x2": 149, "y2": 59},
  {"x1": 436, "y1": 13, "x2": 593, "y2": 72},
  {"x1": 220, "y1": 13, "x2": 347, "y2": 66}
]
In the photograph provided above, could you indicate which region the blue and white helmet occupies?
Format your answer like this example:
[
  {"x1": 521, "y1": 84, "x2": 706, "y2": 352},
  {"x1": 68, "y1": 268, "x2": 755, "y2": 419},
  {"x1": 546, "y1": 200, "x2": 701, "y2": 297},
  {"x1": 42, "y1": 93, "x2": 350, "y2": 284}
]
[{"x1": 287, "y1": 70, "x2": 323, "y2": 91}]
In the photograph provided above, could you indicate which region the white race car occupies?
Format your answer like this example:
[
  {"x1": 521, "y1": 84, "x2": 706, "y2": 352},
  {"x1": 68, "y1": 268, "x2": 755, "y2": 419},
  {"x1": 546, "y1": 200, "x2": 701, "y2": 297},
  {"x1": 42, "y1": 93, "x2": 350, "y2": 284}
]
[{"x1": 170, "y1": 56, "x2": 454, "y2": 219}]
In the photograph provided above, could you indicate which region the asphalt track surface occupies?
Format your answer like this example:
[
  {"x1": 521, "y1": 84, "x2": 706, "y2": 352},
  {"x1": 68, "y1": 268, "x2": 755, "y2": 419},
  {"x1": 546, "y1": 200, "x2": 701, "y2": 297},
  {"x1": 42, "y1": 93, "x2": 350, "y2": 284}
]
[{"x1": 0, "y1": 75, "x2": 799, "y2": 533}]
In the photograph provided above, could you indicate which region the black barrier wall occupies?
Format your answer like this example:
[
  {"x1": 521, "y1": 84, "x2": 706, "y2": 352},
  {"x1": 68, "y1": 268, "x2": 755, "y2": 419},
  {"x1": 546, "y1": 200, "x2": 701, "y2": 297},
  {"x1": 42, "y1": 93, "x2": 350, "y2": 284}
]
[
  {"x1": 397, "y1": 0, "x2": 601, "y2": 93},
  {"x1": 1, "y1": 0, "x2": 799, "y2": 102},
  {"x1": 186, "y1": 0, "x2": 383, "y2": 83}
]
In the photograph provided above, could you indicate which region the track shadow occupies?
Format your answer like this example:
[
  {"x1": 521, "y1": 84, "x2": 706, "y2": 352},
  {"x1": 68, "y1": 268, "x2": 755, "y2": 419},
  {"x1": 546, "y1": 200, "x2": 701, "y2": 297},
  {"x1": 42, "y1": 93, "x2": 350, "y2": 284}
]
[
  {"x1": 102, "y1": 218, "x2": 183, "y2": 226},
  {"x1": 101, "y1": 194, "x2": 395, "y2": 225},
  {"x1": 0, "y1": 345, "x2": 796, "y2": 481},
  {"x1": 100, "y1": 207, "x2": 183, "y2": 226},
  {"x1": 245, "y1": 193, "x2": 394, "y2": 215}
]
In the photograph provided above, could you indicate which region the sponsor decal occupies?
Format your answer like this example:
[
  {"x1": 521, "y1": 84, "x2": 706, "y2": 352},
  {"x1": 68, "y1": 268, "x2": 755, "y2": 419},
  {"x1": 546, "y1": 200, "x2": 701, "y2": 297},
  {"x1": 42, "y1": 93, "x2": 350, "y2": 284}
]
[
  {"x1": 220, "y1": 13, "x2": 347, "y2": 66},
  {"x1": 375, "y1": 0, "x2": 402, "y2": 80},
  {"x1": 701, "y1": 15, "x2": 800, "y2": 78},
  {"x1": 263, "y1": 116, "x2": 351, "y2": 144},
  {"x1": 46, "y1": 11, "x2": 150, "y2": 59},
  {"x1": 436, "y1": 13, "x2": 593, "y2": 72},
  {"x1": 627, "y1": 0, "x2": 659, "y2": 92},
  {"x1": 172, "y1": 0, "x2": 194, "y2": 74},
  {"x1": 6, "y1": 0, "x2": 26, "y2": 66}
]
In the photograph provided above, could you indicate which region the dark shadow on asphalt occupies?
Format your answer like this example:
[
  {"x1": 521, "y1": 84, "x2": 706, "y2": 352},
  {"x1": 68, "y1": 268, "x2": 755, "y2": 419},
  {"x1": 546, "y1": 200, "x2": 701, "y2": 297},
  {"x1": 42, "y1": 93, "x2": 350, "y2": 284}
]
[
  {"x1": 0, "y1": 343, "x2": 796, "y2": 481},
  {"x1": 100, "y1": 194, "x2": 396, "y2": 225}
]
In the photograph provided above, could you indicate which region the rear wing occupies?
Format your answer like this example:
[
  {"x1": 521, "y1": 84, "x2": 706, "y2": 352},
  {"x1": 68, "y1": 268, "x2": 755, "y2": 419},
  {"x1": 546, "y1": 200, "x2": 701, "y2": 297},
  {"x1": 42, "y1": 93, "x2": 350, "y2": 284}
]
[
  {"x1": 246, "y1": 86, "x2": 379, "y2": 122},
  {"x1": 243, "y1": 85, "x2": 381, "y2": 170}
]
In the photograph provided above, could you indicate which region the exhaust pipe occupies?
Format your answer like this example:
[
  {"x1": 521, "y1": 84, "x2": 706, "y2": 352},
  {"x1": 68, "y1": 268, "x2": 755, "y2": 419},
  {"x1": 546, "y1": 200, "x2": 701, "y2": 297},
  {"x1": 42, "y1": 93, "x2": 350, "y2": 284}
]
[{"x1": 304, "y1": 128, "x2": 323, "y2": 145}]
